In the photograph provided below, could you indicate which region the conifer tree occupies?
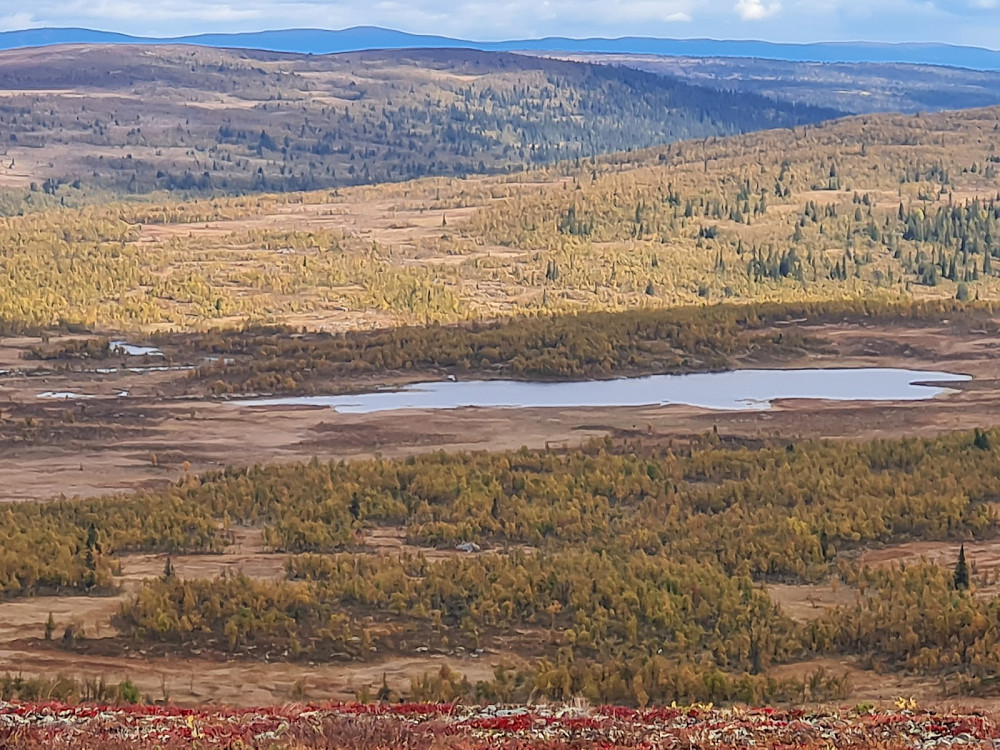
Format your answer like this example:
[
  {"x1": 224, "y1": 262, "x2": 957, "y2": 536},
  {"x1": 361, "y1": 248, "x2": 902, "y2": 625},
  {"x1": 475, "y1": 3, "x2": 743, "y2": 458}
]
[
  {"x1": 974, "y1": 428, "x2": 992, "y2": 451},
  {"x1": 954, "y1": 544, "x2": 970, "y2": 590}
]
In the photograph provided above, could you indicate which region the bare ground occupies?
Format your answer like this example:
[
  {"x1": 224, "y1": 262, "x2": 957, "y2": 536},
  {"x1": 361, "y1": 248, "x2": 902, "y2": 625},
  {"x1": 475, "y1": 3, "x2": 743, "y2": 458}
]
[{"x1": 764, "y1": 582, "x2": 855, "y2": 623}]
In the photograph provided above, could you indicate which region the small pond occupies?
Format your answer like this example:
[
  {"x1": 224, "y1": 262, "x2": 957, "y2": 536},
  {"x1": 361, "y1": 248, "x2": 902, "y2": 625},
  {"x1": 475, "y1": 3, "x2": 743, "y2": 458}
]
[
  {"x1": 110, "y1": 340, "x2": 164, "y2": 357},
  {"x1": 233, "y1": 368, "x2": 970, "y2": 414}
]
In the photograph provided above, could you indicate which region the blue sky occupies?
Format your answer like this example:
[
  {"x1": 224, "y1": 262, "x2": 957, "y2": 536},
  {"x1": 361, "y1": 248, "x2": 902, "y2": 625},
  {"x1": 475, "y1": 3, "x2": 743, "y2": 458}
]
[{"x1": 1, "y1": 0, "x2": 1000, "y2": 47}]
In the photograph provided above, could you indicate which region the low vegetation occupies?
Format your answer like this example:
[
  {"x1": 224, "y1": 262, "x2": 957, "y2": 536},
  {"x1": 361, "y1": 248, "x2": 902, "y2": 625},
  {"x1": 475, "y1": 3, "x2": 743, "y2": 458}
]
[
  {"x1": 3, "y1": 71, "x2": 1000, "y2": 715},
  {"x1": 172, "y1": 298, "x2": 990, "y2": 394},
  {"x1": 0, "y1": 106, "x2": 999, "y2": 331},
  {"x1": 2, "y1": 703, "x2": 994, "y2": 750}
]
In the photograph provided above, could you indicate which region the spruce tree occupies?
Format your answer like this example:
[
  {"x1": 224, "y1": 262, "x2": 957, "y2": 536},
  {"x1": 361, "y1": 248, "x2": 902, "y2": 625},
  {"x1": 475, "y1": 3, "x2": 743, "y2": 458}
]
[
  {"x1": 85, "y1": 522, "x2": 100, "y2": 552},
  {"x1": 954, "y1": 544, "x2": 970, "y2": 590},
  {"x1": 974, "y1": 428, "x2": 992, "y2": 451}
]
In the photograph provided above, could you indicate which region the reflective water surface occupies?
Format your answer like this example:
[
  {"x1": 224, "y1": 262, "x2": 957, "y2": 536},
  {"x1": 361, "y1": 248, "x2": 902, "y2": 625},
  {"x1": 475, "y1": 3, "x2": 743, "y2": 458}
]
[
  {"x1": 234, "y1": 368, "x2": 970, "y2": 414},
  {"x1": 110, "y1": 340, "x2": 164, "y2": 357}
]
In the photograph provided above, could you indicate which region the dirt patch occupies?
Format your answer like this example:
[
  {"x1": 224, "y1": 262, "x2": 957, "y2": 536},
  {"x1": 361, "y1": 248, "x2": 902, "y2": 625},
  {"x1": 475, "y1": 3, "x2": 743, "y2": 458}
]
[
  {"x1": 770, "y1": 657, "x2": 943, "y2": 706},
  {"x1": 136, "y1": 200, "x2": 478, "y2": 251},
  {"x1": 857, "y1": 538, "x2": 1000, "y2": 595},
  {"x1": 119, "y1": 554, "x2": 289, "y2": 587},
  {"x1": 765, "y1": 582, "x2": 856, "y2": 623},
  {"x1": 360, "y1": 526, "x2": 532, "y2": 561},
  {"x1": 0, "y1": 642, "x2": 502, "y2": 706},
  {"x1": 302, "y1": 420, "x2": 465, "y2": 452}
]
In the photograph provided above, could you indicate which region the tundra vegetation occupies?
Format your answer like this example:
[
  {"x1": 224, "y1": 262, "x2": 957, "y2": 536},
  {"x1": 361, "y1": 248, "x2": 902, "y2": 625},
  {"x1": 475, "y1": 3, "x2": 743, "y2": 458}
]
[
  {"x1": 0, "y1": 107, "x2": 999, "y2": 332},
  {"x1": 9, "y1": 427, "x2": 1000, "y2": 704},
  {"x1": 4, "y1": 87, "x2": 1000, "y2": 712},
  {"x1": 0, "y1": 45, "x2": 837, "y2": 198}
]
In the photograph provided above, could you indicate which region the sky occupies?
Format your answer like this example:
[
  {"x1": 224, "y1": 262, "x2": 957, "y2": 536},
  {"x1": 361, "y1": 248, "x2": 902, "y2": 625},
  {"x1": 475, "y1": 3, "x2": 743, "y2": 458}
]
[{"x1": 1, "y1": 0, "x2": 1000, "y2": 48}]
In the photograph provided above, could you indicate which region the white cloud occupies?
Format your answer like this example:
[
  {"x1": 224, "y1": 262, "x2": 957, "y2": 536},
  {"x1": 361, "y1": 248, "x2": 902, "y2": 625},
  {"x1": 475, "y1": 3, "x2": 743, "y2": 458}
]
[
  {"x1": 0, "y1": 13, "x2": 38, "y2": 32},
  {"x1": 734, "y1": 0, "x2": 782, "y2": 21}
]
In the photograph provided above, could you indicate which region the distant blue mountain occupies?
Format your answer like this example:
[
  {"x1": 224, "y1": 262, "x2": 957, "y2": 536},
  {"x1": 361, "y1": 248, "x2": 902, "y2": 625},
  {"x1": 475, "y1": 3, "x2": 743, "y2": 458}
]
[
  {"x1": 0, "y1": 28, "x2": 144, "y2": 47},
  {"x1": 2, "y1": 26, "x2": 1000, "y2": 71}
]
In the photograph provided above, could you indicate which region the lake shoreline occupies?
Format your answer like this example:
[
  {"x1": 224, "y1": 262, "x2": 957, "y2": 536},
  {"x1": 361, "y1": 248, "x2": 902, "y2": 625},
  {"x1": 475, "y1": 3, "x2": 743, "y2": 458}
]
[{"x1": 229, "y1": 367, "x2": 971, "y2": 414}]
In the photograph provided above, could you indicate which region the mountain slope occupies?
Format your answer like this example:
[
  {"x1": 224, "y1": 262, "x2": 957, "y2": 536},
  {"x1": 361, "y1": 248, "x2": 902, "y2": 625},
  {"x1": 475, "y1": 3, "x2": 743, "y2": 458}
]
[
  {"x1": 552, "y1": 53, "x2": 1000, "y2": 114},
  {"x1": 3, "y1": 26, "x2": 1000, "y2": 69},
  {"x1": 0, "y1": 44, "x2": 839, "y2": 197}
]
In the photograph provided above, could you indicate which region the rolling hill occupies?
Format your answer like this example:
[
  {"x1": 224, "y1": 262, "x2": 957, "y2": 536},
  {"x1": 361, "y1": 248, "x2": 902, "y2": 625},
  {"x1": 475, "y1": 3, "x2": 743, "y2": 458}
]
[
  {"x1": 0, "y1": 44, "x2": 839, "y2": 198},
  {"x1": 1, "y1": 102, "x2": 1000, "y2": 332},
  {"x1": 551, "y1": 53, "x2": 1000, "y2": 114},
  {"x1": 2, "y1": 45, "x2": 1000, "y2": 720}
]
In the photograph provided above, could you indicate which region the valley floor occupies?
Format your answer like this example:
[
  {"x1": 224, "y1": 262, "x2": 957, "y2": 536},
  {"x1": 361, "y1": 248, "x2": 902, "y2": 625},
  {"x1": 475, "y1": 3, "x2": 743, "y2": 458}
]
[
  {"x1": 0, "y1": 317, "x2": 998, "y2": 707},
  {"x1": 0, "y1": 320, "x2": 995, "y2": 502}
]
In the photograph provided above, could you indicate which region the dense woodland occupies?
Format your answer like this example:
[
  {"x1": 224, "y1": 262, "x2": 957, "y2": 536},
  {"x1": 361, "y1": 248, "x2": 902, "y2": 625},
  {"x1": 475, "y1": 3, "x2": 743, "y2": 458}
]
[
  {"x1": 827, "y1": 563, "x2": 1000, "y2": 691},
  {"x1": 174, "y1": 298, "x2": 985, "y2": 394},
  {"x1": 3, "y1": 425, "x2": 998, "y2": 703}
]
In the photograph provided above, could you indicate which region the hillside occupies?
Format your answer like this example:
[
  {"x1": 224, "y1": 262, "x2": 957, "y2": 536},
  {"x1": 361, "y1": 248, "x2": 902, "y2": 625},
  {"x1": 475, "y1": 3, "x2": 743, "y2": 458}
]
[
  {"x1": 0, "y1": 44, "x2": 838, "y2": 197},
  {"x1": 1, "y1": 104, "x2": 1000, "y2": 332},
  {"x1": 551, "y1": 53, "x2": 1000, "y2": 114},
  {"x1": 3, "y1": 81, "x2": 1000, "y2": 715}
]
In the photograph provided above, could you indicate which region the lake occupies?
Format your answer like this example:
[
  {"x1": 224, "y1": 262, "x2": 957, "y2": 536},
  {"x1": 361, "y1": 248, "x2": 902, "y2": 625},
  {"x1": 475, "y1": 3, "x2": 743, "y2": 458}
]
[{"x1": 233, "y1": 368, "x2": 970, "y2": 414}]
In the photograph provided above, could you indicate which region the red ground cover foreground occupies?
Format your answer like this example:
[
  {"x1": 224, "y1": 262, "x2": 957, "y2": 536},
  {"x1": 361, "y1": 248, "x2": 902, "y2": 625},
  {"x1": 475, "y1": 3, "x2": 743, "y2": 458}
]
[{"x1": 0, "y1": 701, "x2": 996, "y2": 749}]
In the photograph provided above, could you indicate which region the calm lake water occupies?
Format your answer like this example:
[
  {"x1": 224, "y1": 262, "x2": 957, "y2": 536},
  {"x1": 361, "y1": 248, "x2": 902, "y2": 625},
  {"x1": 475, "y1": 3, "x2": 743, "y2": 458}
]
[
  {"x1": 234, "y1": 368, "x2": 970, "y2": 414},
  {"x1": 110, "y1": 340, "x2": 164, "y2": 357}
]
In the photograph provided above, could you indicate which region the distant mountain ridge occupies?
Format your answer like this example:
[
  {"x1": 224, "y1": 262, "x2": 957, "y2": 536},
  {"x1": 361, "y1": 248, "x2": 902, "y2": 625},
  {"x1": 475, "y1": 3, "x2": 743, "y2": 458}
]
[{"x1": 4, "y1": 26, "x2": 1000, "y2": 70}]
